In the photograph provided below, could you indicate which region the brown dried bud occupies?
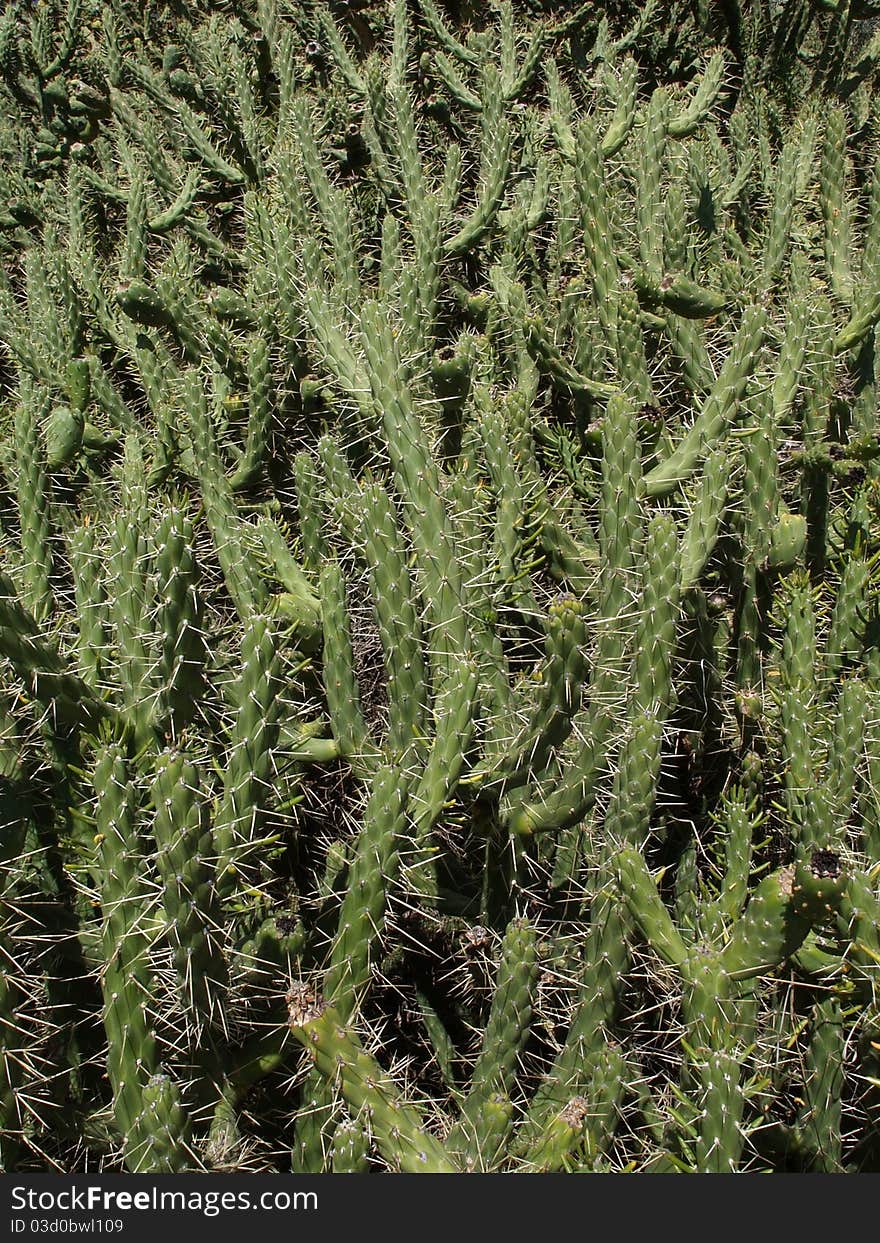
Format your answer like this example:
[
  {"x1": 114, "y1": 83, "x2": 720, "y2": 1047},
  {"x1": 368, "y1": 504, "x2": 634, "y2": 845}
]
[
  {"x1": 286, "y1": 982, "x2": 327, "y2": 1028},
  {"x1": 561, "y1": 1096, "x2": 590, "y2": 1128}
]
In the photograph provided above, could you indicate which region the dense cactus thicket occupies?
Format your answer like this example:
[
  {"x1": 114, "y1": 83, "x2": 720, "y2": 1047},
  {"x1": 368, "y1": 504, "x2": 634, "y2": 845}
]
[{"x1": 2, "y1": 0, "x2": 880, "y2": 1174}]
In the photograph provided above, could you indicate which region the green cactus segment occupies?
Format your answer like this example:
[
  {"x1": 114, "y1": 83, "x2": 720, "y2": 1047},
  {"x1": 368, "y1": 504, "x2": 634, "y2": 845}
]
[
  {"x1": 778, "y1": 573, "x2": 820, "y2": 841},
  {"x1": 767, "y1": 511, "x2": 807, "y2": 570},
  {"x1": 93, "y1": 743, "x2": 190, "y2": 1170},
  {"x1": 324, "y1": 765, "x2": 409, "y2": 1021},
  {"x1": 213, "y1": 616, "x2": 282, "y2": 899},
  {"x1": 615, "y1": 847, "x2": 689, "y2": 969},
  {"x1": 319, "y1": 444, "x2": 426, "y2": 752},
  {"x1": 524, "y1": 313, "x2": 621, "y2": 403},
  {"x1": 121, "y1": 168, "x2": 148, "y2": 285},
  {"x1": 330, "y1": 1117, "x2": 372, "y2": 1174},
  {"x1": 598, "y1": 389, "x2": 642, "y2": 563},
  {"x1": 630, "y1": 269, "x2": 728, "y2": 319},
  {"x1": 449, "y1": 918, "x2": 538, "y2": 1164},
  {"x1": 834, "y1": 288, "x2": 880, "y2": 354},
  {"x1": 680, "y1": 447, "x2": 734, "y2": 591},
  {"x1": 44, "y1": 403, "x2": 84, "y2": 470},
  {"x1": 477, "y1": 398, "x2": 533, "y2": 599},
  {"x1": 589, "y1": 388, "x2": 643, "y2": 705},
  {"x1": 151, "y1": 752, "x2": 228, "y2": 1028},
  {"x1": 108, "y1": 442, "x2": 156, "y2": 742},
  {"x1": 0, "y1": 571, "x2": 115, "y2": 735},
  {"x1": 523, "y1": 1046, "x2": 627, "y2": 1172},
  {"x1": 287, "y1": 989, "x2": 458, "y2": 1173},
  {"x1": 633, "y1": 514, "x2": 680, "y2": 713},
  {"x1": 293, "y1": 453, "x2": 327, "y2": 572},
  {"x1": 359, "y1": 302, "x2": 468, "y2": 679},
  {"x1": 229, "y1": 324, "x2": 274, "y2": 491},
  {"x1": 667, "y1": 51, "x2": 726, "y2": 138},
  {"x1": 443, "y1": 69, "x2": 511, "y2": 257},
  {"x1": 790, "y1": 998, "x2": 846, "y2": 1172},
  {"x1": 665, "y1": 312, "x2": 714, "y2": 395},
  {"x1": 0, "y1": 706, "x2": 29, "y2": 1169},
  {"x1": 576, "y1": 116, "x2": 619, "y2": 338},
  {"x1": 319, "y1": 561, "x2": 379, "y2": 777},
  {"x1": 601, "y1": 56, "x2": 639, "y2": 156},
  {"x1": 0, "y1": 954, "x2": 23, "y2": 1169},
  {"x1": 636, "y1": 89, "x2": 669, "y2": 280},
  {"x1": 459, "y1": 1093, "x2": 514, "y2": 1172},
  {"x1": 691, "y1": 1048, "x2": 747, "y2": 1173},
  {"x1": 256, "y1": 517, "x2": 322, "y2": 649},
  {"x1": 66, "y1": 357, "x2": 92, "y2": 414},
  {"x1": 410, "y1": 659, "x2": 478, "y2": 848},
  {"x1": 604, "y1": 711, "x2": 665, "y2": 851},
  {"x1": 116, "y1": 278, "x2": 179, "y2": 334},
  {"x1": 616, "y1": 826, "x2": 848, "y2": 1172},
  {"x1": 737, "y1": 412, "x2": 777, "y2": 699},
  {"x1": 523, "y1": 713, "x2": 663, "y2": 1132},
  {"x1": 68, "y1": 520, "x2": 108, "y2": 689},
  {"x1": 643, "y1": 304, "x2": 766, "y2": 496},
  {"x1": 516, "y1": 403, "x2": 655, "y2": 837},
  {"x1": 824, "y1": 678, "x2": 867, "y2": 834},
  {"x1": 506, "y1": 574, "x2": 669, "y2": 841},
  {"x1": 128, "y1": 1075, "x2": 193, "y2": 1174},
  {"x1": 720, "y1": 853, "x2": 846, "y2": 980},
  {"x1": 615, "y1": 285, "x2": 653, "y2": 404},
  {"x1": 761, "y1": 142, "x2": 798, "y2": 291},
  {"x1": 772, "y1": 298, "x2": 810, "y2": 421},
  {"x1": 13, "y1": 389, "x2": 54, "y2": 622},
  {"x1": 134, "y1": 335, "x2": 177, "y2": 482},
  {"x1": 663, "y1": 181, "x2": 689, "y2": 274},
  {"x1": 709, "y1": 788, "x2": 760, "y2": 934},
  {"x1": 826, "y1": 557, "x2": 870, "y2": 679},
  {"x1": 522, "y1": 1097, "x2": 595, "y2": 1172},
  {"x1": 432, "y1": 333, "x2": 477, "y2": 414},
  {"x1": 841, "y1": 869, "x2": 880, "y2": 984},
  {"x1": 186, "y1": 372, "x2": 266, "y2": 621},
  {"x1": 819, "y1": 108, "x2": 853, "y2": 305},
  {"x1": 470, "y1": 598, "x2": 587, "y2": 795}
]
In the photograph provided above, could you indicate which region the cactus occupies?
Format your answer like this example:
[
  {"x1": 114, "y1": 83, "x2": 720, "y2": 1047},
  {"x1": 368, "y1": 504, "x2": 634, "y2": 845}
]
[
  {"x1": 0, "y1": 0, "x2": 877, "y2": 1176},
  {"x1": 615, "y1": 840, "x2": 849, "y2": 1171}
]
